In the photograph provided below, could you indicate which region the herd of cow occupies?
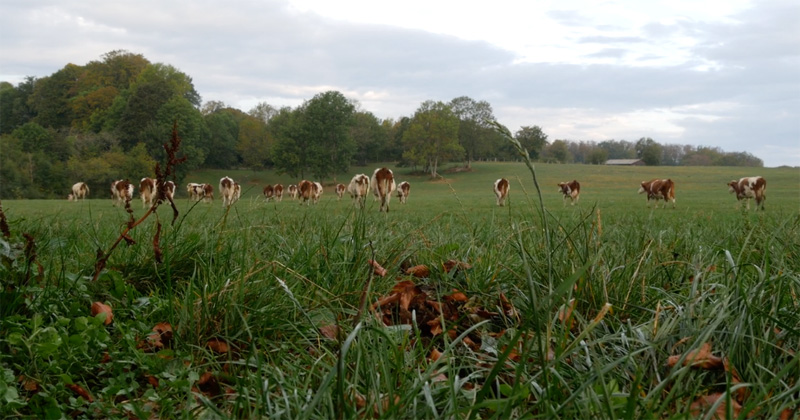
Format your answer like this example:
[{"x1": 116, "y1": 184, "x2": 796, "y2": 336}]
[
  {"x1": 493, "y1": 175, "x2": 766, "y2": 210},
  {"x1": 66, "y1": 171, "x2": 768, "y2": 211}
]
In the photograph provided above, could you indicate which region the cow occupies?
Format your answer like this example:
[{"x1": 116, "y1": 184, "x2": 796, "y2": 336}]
[
  {"x1": 396, "y1": 181, "x2": 410, "y2": 204},
  {"x1": 728, "y1": 176, "x2": 766, "y2": 210},
  {"x1": 313, "y1": 182, "x2": 324, "y2": 204},
  {"x1": 220, "y1": 176, "x2": 238, "y2": 207},
  {"x1": 557, "y1": 180, "x2": 580, "y2": 206},
  {"x1": 163, "y1": 181, "x2": 176, "y2": 202},
  {"x1": 263, "y1": 184, "x2": 275, "y2": 201},
  {"x1": 297, "y1": 180, "x2": 314, "y2": 205},
  {"x1": 274, "y1": 184, "x2": 284, "y2": 202},
  {"x1": 111, "y1": 179, "x2": 134, "y2": 207},
  {"x1": 140, "y1": 177, "x2": 156, "y2": 208},
  {"x1": 71, "y1": 182, "x2": 89, "y2": 201},
  {"x1": 371, "y1": 167, "x2": 396, "y2": 212},
  {"x1": 187, "y1": 183, "x2": 202, "y2": 201},
  {"x1": 232, "y1": 182, "x2": 241, "y2": 205},
  {"x1": 188, "y1": 183, "x2": 213, "y2": 203},
  {"x1": 638, "y1": 179, "x2": 676, "y2": 208},
  {"x1": 335, "y1": 183, "x2": 346, "y2": 200},
  {"x1": 347, "y1": 174, "x2": 370, "y2": 208},
  {"x1": 287, "y1": 184, "x2": 299, "y2": 200},
  {"x1": 494, "y1": 178, "x2": 509, "y2": 206}
]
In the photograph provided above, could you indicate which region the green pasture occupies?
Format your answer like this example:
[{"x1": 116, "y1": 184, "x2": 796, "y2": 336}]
[{"x1": 0, "y1": 162, "x2": 798, "y2": 419}]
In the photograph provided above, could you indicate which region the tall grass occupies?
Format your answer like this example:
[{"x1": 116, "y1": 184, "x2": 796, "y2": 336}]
[{"x1": 0, "y1": 163, "x2": 798, "y2": 418}]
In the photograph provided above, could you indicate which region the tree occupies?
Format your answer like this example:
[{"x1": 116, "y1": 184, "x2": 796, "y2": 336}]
[
  {"x1": 449, "y1": 96, "x2": 496, "y2": 167},
  {"x1": 203, "y1": 109, "x2": 240, "y2": 168},
  {"x1": 598, "y1": 140, "x2": 636, "y2": 159},
  {"x1": 636, "y1": 137, "x2": 662, "y2": 166},
  {"x1": 249, "y1": 102, "x2": 279, "y2": 124},
  {"x1": 587, "y1": 148, "x2": 609, "y2": 164},
  {"x1": 302, "y1": 91, "x2": 356, "y2": 180},
  {"x1": 236, "y1": 113, "x2": 271, "y2": 170},
  {"x1": 544, "y1": 140, "x2": 572, "y2": 163},
  {"x1": 514, "y1": 126, "x2": 548, "y2": 160},
  {"x1": 351, "y1": 111, "x2": 387, "y2": 166},
  {"x1": 402, "y1": 101, "x2": 463, "y2": 178},
  {"x1": 270, "y1": 107, "x2": 309, "y2": 178},
  {"x1": 30, "y1": 64, "x2": 82, "y2": 129}
]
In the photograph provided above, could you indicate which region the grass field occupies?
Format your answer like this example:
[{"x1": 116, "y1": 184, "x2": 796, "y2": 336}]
[{"x1": 1, "y1": 162, "x2": 798, "y2": 419}]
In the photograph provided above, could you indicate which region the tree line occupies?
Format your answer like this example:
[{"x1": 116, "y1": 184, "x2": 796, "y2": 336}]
[{"x1": 0, "y1": 50, "x2": 763, "y2": 199}]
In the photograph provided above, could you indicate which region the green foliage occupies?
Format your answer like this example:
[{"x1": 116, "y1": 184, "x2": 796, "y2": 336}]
[
  {"x1": 202, "y1": 110, "x2": 240, "y2": 169},
  {"x1": 402, "y1": 100, "x2": 463, "y2": 177},
  {"x1": 636, "y1": 137, "x2": 663, "y2": 166},
  {"x1": 450, "y1": 96, "x2": 498, "y2": 165},
  {"x1": 302, "y1": 91, "x2": 357, "y2": 179},
  {"x1": 515, "y1": 125, "x2": 549, "y2": 160}
]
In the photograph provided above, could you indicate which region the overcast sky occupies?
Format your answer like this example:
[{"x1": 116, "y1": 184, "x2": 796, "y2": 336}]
[{"x1": 2, "y1": 0, "x2": 798, "y2": 167}]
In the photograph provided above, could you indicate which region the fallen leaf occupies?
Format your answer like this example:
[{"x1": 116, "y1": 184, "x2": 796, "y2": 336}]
[
  {"x1": 368, "y1": 259, "x2": 388, "y2": 277},
  {"x1": 319, "y1": 324, "x2": 339, "y2": 340},
  {"x1": 405, "y1": 265, "x2": 430, "y2": 278},
  {"x1": 689, "y1": 393, "x2": 741, "y2": 419},
  {"x1": 18, "y1": 375, "x2": 39, "y2": 393},
  {"x1": 66, "y1": 384, "x2": 94, "y2": 402},
  {"x1": 667, "y1": 342, "x2": 724, "y2": 370},
  {"x1": 429, "y1": 348, "x2": 443, "y2": 362},
  {"x1": 206, "y1": 338, "x2": 229, "y2": 354},
  {"x1": 445, "y1": 290, "x2": 468, "y2": 302},
  {"x1": 196, "y1": 372, "x2": 221, "y2": 397},
  {"x1": 558, "y1": 298, "x2": 576, "y2": 327},
  {"x1": 146, "y1": 375, "x2": 159, "y2": 388},
  {"x1": 392, "y1": 280, "x2": 423, "y2": 311},
  {"x1": 443, "y1": 259, "x2": 472, "y2": 273},
  {"x1": 90, "y1": 302, "x2": 113, "y2": 325}
]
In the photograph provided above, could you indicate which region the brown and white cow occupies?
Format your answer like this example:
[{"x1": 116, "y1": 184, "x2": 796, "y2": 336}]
[
  {"x1": 728, "y1": 176, "x2": 766, "y2": 210},
  {"x1": 335, "y1": 183, "x2": 346, "y2": 200},
  {"x1": 287, "y1": 184, "x2": 299, "y2": 200},
  {"x1": 557, "y1": 180, "x2": 580, "y2": 206},
  {"x1": 187, "y1": 183, "x2": 202, "y2": 201},
  {"x1": 70, "y1": 182, "x2": 89, "y2": 201},
  {"x1": 638, "y1": 179, "x2": 676, "y2": 208},
  {"x1": 274, "y1": 184, "x2": 284, "y2": 202},
  {"x1": 494, "y1": 178, "x2": 509, "y2": 206},
  {"x1": 347, "y1": 174, "x2": 370, "y2": 208},
  {"x1": 297, "y1": 180, "x2": 314, "y2": 205},
  {"x1": 313, "y1": 182, "x2": 324, "y2": 204},
  {"x1": 188, "y1": 183, "x2": 213, "y2": 203},
  {"x1": 233, "y1": 182, "x2": 241, "y2": 205},
  {"x1": 111, "y1": 179, "x2": 134, "y2": 206},
  {"x1": 371, "y1": 167, "x2": 396, "y2": 212},
  {"x1": 140, "y1": 177, "x2": 156, "y2": 208},
  {"x1": 396, "y1": 181, "x2": 410, "y2": 204},
  {"x1": 263, "y1": 184, "x2": 275, "y2": 201},
  {"x1": 163, "y1": 181, "x2": 176, "y2": 202},
  {"x1": 220, "y1": 176, "x2": 238, "y2": 207}
]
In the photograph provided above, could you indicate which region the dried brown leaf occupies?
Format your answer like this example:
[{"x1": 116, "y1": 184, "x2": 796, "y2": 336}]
[
  {"x1": 206, "y1": 338, "x2": 229, "y2": 354},
  {"x1": 689, "y1": 393, "x2": 741, "y2": 419},
  {"x1": 319, "y1": 324, "x2": 339, "y2": 340},
  {"x1": 445, "y1": 290, "x2": 468, "y2": 302},
  {"x1": 405, "y1": 265, "x2": 430, "y2": 278},
  {"x1": 667, "y1": 342, "x2": 724, "y2": 370},
  {"x1": 66, "y1": 384, "x2": 94, "y2": 402},
  {"x1": 368, "y1": 259, "x2": 387, "y2": 277},
  {"x1": 197, "y1": 372, "x2": 221, "y2": 397},
  {"x1": 429, "y1": 348, "x2": 443, "y2": 362},
  {"x1": 443, "y1": 259, "x2": 472, "y2": 273},
  {"x1": 90, "y1": 302, "x2": 114, "y2": 325},
  {"x1": 19, "y1": 375, "x2": 39, "y2": 393}
]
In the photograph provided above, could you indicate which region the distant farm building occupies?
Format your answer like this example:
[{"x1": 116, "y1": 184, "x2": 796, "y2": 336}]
[{"x1": 605, "y1": 159, "x2": 645, "y2": 166}]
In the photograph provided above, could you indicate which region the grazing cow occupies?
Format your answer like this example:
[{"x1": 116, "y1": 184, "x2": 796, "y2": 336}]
[
  {"x1": 396, "y1": 181, "x2": 410, "y2": 204},
  {"x1": 163, "y1": 181, "x2": 176, "y2": 201},
  {"x1": 638, "y1": 179, "x2": 676, "y2": 208},
  {"x1": 347, "y1": 174, "x2": 370, "y2": 208},
  {"x1": 188, "y1": 183, "x2": 213, "y2": 203},
  {"x1": 274, "y1": 184, "x2": 284, "y2": 202},
  {"x1": 335, "y1": 183, "x2": 346, "y2": 200},
  {"x1": 67, "y1": 194, "x2": 74, "y2": 201},
  {"x1": 71, "y1": 182, "x2": 89, "y2": 201},
  {"x1": 313, "y1": 182, "x2": 324, "y2": 204},
  {"x1": 263, "y1": 184, "x2": 275, "y2": 201},
  {"x1": 220, "y1": 176, "x2": 238, "y2": 207},
  {"x1": 111, "y1": 179, "x2": 134, "y2": 206},
  {"x1": 187, "y1": 183, "x2": 202, "y2": 201},
  {"x1": 287, "y1": 184, "x2": 299, "y2": 200},
  {"x1": 494, "y1": 178, "x2": 510, "y2": 206},
  {"x1": 557, "y1": 180, "x2": 581, "y2": 206},
  {"x1": 140, "y1": 177, "x2": 156, "y2": 208},
  {"x1": 728, "y1": 176, "x2": 766, "y2": 210},
  {"x1": 297, "y1": 180, "x2": 314, "y2": 205},
  {"x1": 371, "y1": 167, "x2": 396, "y2": 212}
]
